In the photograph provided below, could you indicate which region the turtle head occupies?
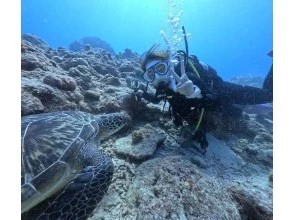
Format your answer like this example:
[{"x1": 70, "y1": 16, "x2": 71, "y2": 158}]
[{"x1": 97, "y1": 112, "x2": 131, "y2": 140}]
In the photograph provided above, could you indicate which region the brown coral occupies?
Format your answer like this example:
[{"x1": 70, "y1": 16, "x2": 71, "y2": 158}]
[{"x1": 131, "y1": 131, "x2": 143, "y2": 144}]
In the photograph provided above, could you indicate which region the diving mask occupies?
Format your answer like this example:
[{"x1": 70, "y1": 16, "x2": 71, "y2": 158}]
[{"x1": 143, "y1": 61, "x2": 170, "y2": 83}]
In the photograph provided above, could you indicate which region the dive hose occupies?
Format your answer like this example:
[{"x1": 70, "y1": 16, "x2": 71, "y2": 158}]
[{"x1": 182, "y1": 25, "x2": 204, "y2": 132}]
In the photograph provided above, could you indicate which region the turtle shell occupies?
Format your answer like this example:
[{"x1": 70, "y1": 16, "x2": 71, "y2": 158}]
[{"x1": 21, "y1": 111, "x2": 99, "y2": 190}]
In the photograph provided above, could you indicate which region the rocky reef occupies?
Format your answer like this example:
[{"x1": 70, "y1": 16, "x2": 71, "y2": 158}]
[
  {"x1": 21, "y1": 34, "x2": 273, "y2": 220},
  {"x1": 68, "y1": 36, "x2": 116, "y2": 55},
  {"x1": 230, "y1": 75, "x2": 264, "y2": 88}
]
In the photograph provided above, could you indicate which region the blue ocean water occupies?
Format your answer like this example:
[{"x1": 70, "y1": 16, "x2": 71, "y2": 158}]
[{"x1": 21, "y1": 0, "x2": 272, "y2": 80}]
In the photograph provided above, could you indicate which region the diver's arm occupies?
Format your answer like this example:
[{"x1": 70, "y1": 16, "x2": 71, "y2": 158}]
[
  {"x1": 130, "y1": 80, "x2": 164, "y2": 104},
  {"x1": 140, "y1": 91, "x2": 164, "y2": 104},
  {"x1": 218, "y1": 82, "x2": 273, "y2": 105}
]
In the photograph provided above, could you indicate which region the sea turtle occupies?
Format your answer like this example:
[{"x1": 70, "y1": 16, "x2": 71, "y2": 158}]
[{"x1": 21, "y1": 110, "x2": 130, "y2": 219}]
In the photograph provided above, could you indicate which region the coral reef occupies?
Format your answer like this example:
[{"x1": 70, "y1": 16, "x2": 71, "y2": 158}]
[
  {"x1": 114, "y1": 124, "x2": 167, "y2": 161},
  {"x1": 21, "y1": 34, "x2": 273, "y2": 220},
  {"x1": 68, "y1": 36, "x2": 116, "y2": 55},
  {"x1": 91, "y1": 156, "x2": 241, "y2": 219}
]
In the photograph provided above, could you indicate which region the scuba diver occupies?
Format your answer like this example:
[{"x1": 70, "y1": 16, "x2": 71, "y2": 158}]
[{"x1": 132, "y1": 28, "x2": 273, "y2": 154}]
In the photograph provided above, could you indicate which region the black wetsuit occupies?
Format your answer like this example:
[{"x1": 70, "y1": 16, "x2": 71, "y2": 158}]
[{"x1": 140, "y1": 55, "x2": 273, "y2": 150}]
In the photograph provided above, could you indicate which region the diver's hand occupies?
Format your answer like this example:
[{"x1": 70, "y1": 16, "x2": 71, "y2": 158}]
[
  {"x1": 170, "y1": 60, "x2": 202, "y2": 99},
  {"x1": 135, "y1": 90, "x2": 144, "y2": 102},
  {"x1": 126, "y1": 78, "x2": 146, "y2": 92}
]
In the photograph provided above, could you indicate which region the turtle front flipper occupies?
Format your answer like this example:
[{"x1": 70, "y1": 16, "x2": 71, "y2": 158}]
[{"x1": 37, "y1": 146, "x2": 114, "y2": 220}]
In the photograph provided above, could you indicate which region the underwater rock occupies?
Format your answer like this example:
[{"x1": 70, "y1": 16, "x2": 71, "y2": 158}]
[
  {"x1": 206, "y1": 109, "x2": 273, "y2": 168},
  {"x1": 229, "y1": 140, "x2": 273, "y2": 168},
  {"x1": 89, "y1": 158, "x2": 136, "y2": 220},
  {"x1": 21, "y1": 54, "x2": 42, "y2": 71},
  {"x1": 105, "y1": 76, "x2": 121, "y2": 86},
  {"x1": 21, "y1": 40, "x2": 38, "y2": 53},
  {"x1": 117, "y1": 48, "x2": 140, "y2": 60},
  {"x1": 119, "y1": 61, "x2": 136, "y2": 72},
  {"x1": 21, "y1": 91, "x2": 45, "y2": 115},
  {"x1": 104, "y1": 86, "x2": 116, "y2": 94},
  {"x1": 22, "y1": 33, "x2": 50, "y2": 51},
  {"x1": 21, "y1": 52, "x2": 55, "y2": 71},
  {"x1": 204, "y1": 111, "x2": 249, "y2": 141},
  {"x1": 59, "y1": 57, "x2": 89, "y2": 71},
  {"x1": 52, "y1": 56, "x2": 63, "y2": 63},
  {"x1": 21, "y1": 77, "x2": 83, "y2": 116},
  {"x1": 124, "y1": 156, "x2": 241, "y2": 219},
  {"x1": 22, "y1": 78, "x2": 56, "y2": 102},
  {"x1": 67, "y1": 66, "x2": 94, "y2": 90},
  {"x1": 67, "y1": 66, "x2": 84, "y2": 77},
  {"x1": 43, "y1": 74, "x2": 77, "y2": 91},
  {"x1": 114, "y1": 125, "x2": 166, "y2": 161},
  {"x1": 84, "y1": 90, "x2": 100, "y2": 101},
  {"x1": 228, "y1": 114, "x2": 273, "y2": 167},
  {"x1": 90, "y1": 156, "x2": 241, "y2": 220},
  {"x1": 119, "y1": 93, "x2": 148, "y2": 119},
  {"x1": 68, "y1": 36, "x2": 115, "y2": 55},
  {"x1": 131, "y1": 130, "x2": 143, "y2": 144},
  {"x1": 95, "y1": 63, "x2": 119, "y2": 77},
  {"x1": 229, "y1": 185, "x2": 273, "y2": 220},
  {"x1": 55, "y1": 47, "x2": 75, "y2": 58}
]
